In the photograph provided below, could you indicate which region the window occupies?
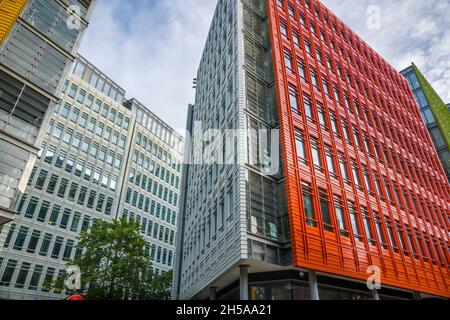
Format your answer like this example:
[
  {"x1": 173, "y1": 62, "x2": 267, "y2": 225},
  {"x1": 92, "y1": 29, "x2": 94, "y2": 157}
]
[
  {"x1": 430, "y1": 127, "x2": 446, "y2": 148},
  {"x1": 72, "y1": 133, "x2": 82, "y2": 149},
  {"x1": 87, "y1": 118, "x2": 96, "y2": 132},
  {"x1": 77, "y1": 89, "x2": 86, "y2": 104},
  {"x1": 0, "y1": 259, "x2": 17, "y2": 286},
  {"x1": 351, "y1": 163, "x2": 361, "y2": 188},
  {"x1": 37, "y1": 201, "x2": 50, "y2": 223},
  {"x1": 280, "y1": 23, "x2": 287, "y2": 36},
  {"x1": 311, "y1": 70, "x2": 318, "y2": 87},
  {"x1": 35, "y1": 170, "x2": 48, "y2": 190},
  {"x1": 374, "y1": 213, "x2": 386, "y2": 248},
  {"x1": 414, "y1": 90, "x2": 428, "y2": 108},
  {"x1": 303, "y1": 95, "x2": 313, "y2": 119},
  {"x1": 81, "y1": 216, "x2": 91, "y2": 232},
  {"x1": 55, "y1": 150, "x2": 65, "y2": 169},
  {"x1": 48, "y1": 205, "x2": 60, "y2": 226},
  {"x1": 39, "y1": 234, "x2": 52, "y2": 256},
  {"x1": 302, "y1": 183, "x2": 315, "y2": 227},
  {"x1": 46, "y1": 175, "x2": 58, "y2": 195},
  {"x1": 396, "y1": 223, "x2": 408, "y2": 255},
  {"x1": 60, "y1": 209, "x2": 71, "y2": 229},
  {"x1": 78, "y1": 187, "x2": 87, "y2": 205},
  {"x1": 57, "y1": 178, "x2": 68, "y2": 198},
  {"x1": 13, "y1": 226, "x2": 29, "y2": 250},
  {"x1": 305, "y1": 40, "x2": 311, "y2": 54},
  {"x1": 101, "y1": 104, "x2": 109, "y2": 117},
  {"x1": 119, "y1": 135, "x2": 126, "y2": 149},
  {"x1": 363, "y1": 170, "x2": 372, "y2": 193},
  {"x1": 90, "y1": 142, "x2": 98, "y2": 157},
  {"x1": 28, "y1": 265, "x2": 43, "y2": 290},
  {"x1": 93, "y1": 99, "x2": 101, "y2": 113},
  {"x1": 319, "y1": 190, "x2": 332, "y2": 231},
  {"x1": 349, "y1": 203, "x2": 361, "y2": 241},
  {"x1": 63, "y1": 240, "x2": 74, "y2": 260},
  {"x1": 44, "y1": 146, "x2": 55, "y2": 164},
  {"x1": 81, "y1": 138, "x2": 90, "y2": 153},
  {"x1": 96, "y1": 122, "x2": 104, "y2": 137},
  {"x1": 104, "y1": 127, "x2": 111, "y2": 141},
  {"x1": 105, "y1": 197, "x2": 113, "y2": 215},
  {"x1": 86, "y1": 94, "x2": 94, "y2": 108},
  {"x1": 87, "y1": 191, "x2": 96, "y2": 209},
  {"x1": 362, "y1": 208, "x2": 375, "y2": 245},
  {"x1": 75, "y1": 160, "x2": 84, "y2": 177},
  {"x1": 79, "y1": 113, "x2": 88, "y2": 128},
  {"x1": 322, "y1": 77, "x2": 329, "y2": 96},
  {"x1": 421, "y1": 107, "x2": 436, "y2": 125},
  {"x1": 311, "y1": 140, "x2": 322, "y2": 167},
  {"x1": 295, "y1": 133, "x2": 306, "y2": 163},
  {"x1": 109, "y1": 109, "x2": 116, "y2": 122},
  {"x1": 53, "y1": 124, "x2": 63, "y2": 139},
  {"x1": 298, "y1": 61, "x2": 306, "y2": 79},
  {"x1": 51, "y1": 237, "x2": 64, "y2": 259},
  {"x1": 334, "y1": 197, "x2": 347, "y2": 235},
  {"x1": 289, "y1": 88, "x2": 298, "y2": 110},
  {"x1": 63, "y1": 129, "x2": 72, "y2": 144},
  {"x1": 68, "y1": 183, "x2": 78, "y2": 202},
  {"x1": 61, "y1": 103, "x2": 71, "y2": 118},
  {"x1": 325, "y1": 147, "x2": 336, "y2": 176},
  {"x1": 68, "y1": 84, "x2": 77, "y2": 98},
  {"x1": 62, "y1": 80, "x2": 69, "y2": 94},
  {"x1": 14, "y1": 262, "x2": 31, "y2": 289},
  {"x1": 25, "y1": 197, "x2": 39, "y2": 219},
  {"x1": 293, "y1": 33, "x2": 300, "y2": 45},
  {"x1": 93, "y1": 168, "x2": 101, "y2": 184},
  {"x1": 98, "y1": 147, "x2": 106, "y2": 161},
  {"x1": 4, "y1": 224, "x2": 16, "y2": 248},
  {"x1": 284, "y1": 52, "x2": 293, "y2": 70},
  {"x1": 317, "y1": 106, "x2": 327, "y2": 128},
  {"x1": 41, "y1": 267, "x2": 55, "y2": 292}
]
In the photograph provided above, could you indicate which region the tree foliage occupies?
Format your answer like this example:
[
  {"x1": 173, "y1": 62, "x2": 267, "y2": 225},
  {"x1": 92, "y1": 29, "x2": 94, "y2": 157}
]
[{"x1": 59, "y1": 218, "x2": 172, "y2": 300}]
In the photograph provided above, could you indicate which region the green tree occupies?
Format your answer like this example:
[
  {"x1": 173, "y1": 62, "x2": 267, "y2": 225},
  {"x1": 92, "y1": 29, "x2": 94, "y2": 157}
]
[{"x1": 59, "y1": 218, "x2": 172, "y2": 300}]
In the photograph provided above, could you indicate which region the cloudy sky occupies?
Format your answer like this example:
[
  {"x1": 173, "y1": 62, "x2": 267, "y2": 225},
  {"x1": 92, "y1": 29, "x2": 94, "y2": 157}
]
[{"x1": 79, "y1": 0, "x2": 450, "y2": 131}]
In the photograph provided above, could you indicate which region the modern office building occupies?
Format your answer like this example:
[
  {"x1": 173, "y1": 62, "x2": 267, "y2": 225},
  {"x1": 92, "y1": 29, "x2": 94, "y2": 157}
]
[
  {"x1": 401, "y1": 64, "x2": 450, "y2": 182},
  {"x1": 0, "y1": 0, "x2": 96, "y2": 226},
  {"x1": 173, "y1": 0, "x2": 450, "y2": 300},
  {"x1": 0, "y1": 55, "x2": 183, "y2": 300}
]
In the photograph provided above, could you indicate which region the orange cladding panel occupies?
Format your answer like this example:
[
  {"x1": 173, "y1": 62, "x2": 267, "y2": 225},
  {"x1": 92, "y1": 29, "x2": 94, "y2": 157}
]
[{"x1": 267, "y1": 0, "x2": 450, "y2": 298}]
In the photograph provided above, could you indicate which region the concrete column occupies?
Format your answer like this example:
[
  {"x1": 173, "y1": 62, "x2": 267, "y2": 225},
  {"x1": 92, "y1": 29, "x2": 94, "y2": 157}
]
[
  {"x1": 209, "y1": 287, "x2": 217, "y2": 300},
  {"x1": 239, "y1": 265, "x2": 250, "y2": 300},
  {"x1": 371, "y1": 289, "x2": 380, "y2": 300},
  {"x1": 308, "y1": 270, "x2": 319, "y2": 300}
]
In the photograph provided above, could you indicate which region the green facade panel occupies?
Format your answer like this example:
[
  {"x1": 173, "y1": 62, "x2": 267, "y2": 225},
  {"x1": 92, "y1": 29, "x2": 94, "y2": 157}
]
[{"x1": 412, "y1": 63, "x2": 450, "y2": 149}]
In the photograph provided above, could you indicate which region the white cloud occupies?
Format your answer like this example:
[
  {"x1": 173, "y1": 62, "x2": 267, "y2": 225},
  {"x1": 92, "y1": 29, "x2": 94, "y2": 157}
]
[
  {"x1": 80, "y1": 0, "x2": 450, "y2": 131},
  {"x1": 321, "y1": 0, "x2": 450, "y2": 102},
  {"x1": 79, "y1": 0, "x2": 216, "y2": 132}
]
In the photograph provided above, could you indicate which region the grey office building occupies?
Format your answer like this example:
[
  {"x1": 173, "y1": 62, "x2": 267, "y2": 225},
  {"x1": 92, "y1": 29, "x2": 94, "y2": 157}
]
[
  {"x1": 0, "y1": 0, "x2": 96, "y2": 226},
  {"x1": 0, "y1": 55, "x2": 183, "y2": 299}
]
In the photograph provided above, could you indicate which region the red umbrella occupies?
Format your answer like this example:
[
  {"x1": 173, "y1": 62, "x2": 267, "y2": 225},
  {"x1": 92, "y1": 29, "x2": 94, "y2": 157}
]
[{"x1": 67, "y1": 294, "x2": 85, "y2": 301}]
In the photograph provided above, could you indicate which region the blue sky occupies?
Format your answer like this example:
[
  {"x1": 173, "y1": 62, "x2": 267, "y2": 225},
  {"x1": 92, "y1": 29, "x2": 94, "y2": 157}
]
[{"x1": 79, "y1": 0, "x2": 450, "y2": 131}]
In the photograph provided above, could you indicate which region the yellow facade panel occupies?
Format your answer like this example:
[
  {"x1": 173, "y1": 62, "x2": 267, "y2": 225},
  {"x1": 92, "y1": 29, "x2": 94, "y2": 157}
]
[{"x1": 0, "y1": 0, "x2": 28, "y2": 45}]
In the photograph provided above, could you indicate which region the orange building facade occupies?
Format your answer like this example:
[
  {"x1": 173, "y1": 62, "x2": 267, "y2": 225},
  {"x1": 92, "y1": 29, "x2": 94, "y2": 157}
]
[
  {"x1": 173, "y1": 0, "x2": 449, "y2": 300},
  {"x1": 268, "y1": 0, "x2": 450, "y2": 298}
]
